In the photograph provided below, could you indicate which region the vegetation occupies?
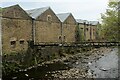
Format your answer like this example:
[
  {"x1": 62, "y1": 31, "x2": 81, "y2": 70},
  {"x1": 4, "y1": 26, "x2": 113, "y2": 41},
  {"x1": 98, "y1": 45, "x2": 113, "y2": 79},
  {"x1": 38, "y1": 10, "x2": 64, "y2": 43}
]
[{"x1": 100, "y1": 1, "x2": 119, "y2": 41}]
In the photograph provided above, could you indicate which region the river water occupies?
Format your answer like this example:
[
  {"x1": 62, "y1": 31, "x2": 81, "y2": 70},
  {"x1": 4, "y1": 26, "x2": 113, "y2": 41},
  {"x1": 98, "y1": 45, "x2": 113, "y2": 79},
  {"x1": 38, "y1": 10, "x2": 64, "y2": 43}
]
[{"x1": 88, "y1": 48, "x2": 118, "y2": 78}]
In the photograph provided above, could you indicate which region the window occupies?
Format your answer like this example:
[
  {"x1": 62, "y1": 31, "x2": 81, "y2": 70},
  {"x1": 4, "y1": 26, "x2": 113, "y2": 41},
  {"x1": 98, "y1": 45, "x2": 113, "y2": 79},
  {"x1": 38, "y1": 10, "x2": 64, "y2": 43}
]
[
  {"x1": 10, "y1": 37, "x2": 17, "y2": 48},
  {"x1": 86, "y1": 28, "x2": 88, "y2": 31},
  {"x1": 19, "y1": 39, "x2": 25, "y2": 45},
  {"x1": 64, "y1": 36, "x2": 65, "y2": 39},
  {"x1": 20, "y1": 40, "x2": 24, "y2": 44},
  {"x1": 10, "y1": 41, "x2": 16, "y2": 48},
  {"x1": 59, "y1": 36, "x2": 61, "y2": 40},
  {"x1": 47, "y1": 15, "x2": 52, "y2": 22}
]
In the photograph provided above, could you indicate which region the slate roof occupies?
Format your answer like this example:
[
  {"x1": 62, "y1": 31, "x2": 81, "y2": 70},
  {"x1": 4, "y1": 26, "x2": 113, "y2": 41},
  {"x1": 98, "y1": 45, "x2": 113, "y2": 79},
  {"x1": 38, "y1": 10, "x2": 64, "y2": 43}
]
[
  {"x1": 76, "y1": 19, "x2": 85, "y2": 24},
  {"x1": 90, "y1": 21, "x2": 99, "y2": 25},
  {"x1": 56, "y1": 13, "x2": 71, "y2": 22},
  {"x1": 76, "y1": 19, "x2": 89, "y2": 24},
  {"x1": 26, "y1": 7, "x2": 50, "y2": 19}
]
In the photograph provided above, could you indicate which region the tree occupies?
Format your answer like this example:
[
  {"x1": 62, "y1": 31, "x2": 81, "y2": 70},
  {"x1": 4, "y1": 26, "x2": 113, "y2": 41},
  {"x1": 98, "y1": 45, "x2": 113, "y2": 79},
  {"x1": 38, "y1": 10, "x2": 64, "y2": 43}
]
[{"x1": 101, "y1": 1, "x2": 119, "y2": 41}]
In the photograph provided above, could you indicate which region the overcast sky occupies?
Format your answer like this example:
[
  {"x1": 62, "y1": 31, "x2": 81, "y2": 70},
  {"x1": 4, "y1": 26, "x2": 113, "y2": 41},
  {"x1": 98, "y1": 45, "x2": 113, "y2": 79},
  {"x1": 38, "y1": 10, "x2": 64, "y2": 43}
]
[{"x1": 1, "y1": 0, "x2": 109, "y2": 21}]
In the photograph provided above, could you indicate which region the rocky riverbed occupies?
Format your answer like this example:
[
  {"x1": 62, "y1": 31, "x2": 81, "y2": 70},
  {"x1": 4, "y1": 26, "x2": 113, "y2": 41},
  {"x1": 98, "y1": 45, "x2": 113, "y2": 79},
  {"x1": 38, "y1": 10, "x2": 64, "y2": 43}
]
[{"x1": 51, "y1": 47, "x2": 119, "y2": 78}]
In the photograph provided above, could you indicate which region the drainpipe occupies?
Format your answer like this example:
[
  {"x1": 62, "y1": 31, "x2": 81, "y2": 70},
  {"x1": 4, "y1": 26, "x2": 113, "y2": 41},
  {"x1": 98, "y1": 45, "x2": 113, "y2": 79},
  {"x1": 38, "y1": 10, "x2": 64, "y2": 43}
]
[
  {"x1": 60, "y1": 22, "x2": 62, "y2": 44},
  {"x1": 84, "y1": 22, "x2": 86, "y2": 41},
  {"x1": 0, "y1": 16, "x2": 2, "y2": 56},
  {"x1": 32, "y1": 19, "x2": 35, "y2": 46},
  {"x1": 90, "y1": 23, "x2": 92, "y2": 41}
]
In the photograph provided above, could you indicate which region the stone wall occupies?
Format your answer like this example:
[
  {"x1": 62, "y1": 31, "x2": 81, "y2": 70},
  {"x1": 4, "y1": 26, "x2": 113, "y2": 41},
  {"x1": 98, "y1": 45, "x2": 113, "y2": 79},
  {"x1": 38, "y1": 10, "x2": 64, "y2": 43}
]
[
  {"x1": 2, "y1": 18, "x2": 32, "y2": 54},
  {"x1": 35, "y1": 21, "x2": 61, "y2": 43},
  {"x1": 62, "y1": 24, "x2": 76, "y2": 42}
]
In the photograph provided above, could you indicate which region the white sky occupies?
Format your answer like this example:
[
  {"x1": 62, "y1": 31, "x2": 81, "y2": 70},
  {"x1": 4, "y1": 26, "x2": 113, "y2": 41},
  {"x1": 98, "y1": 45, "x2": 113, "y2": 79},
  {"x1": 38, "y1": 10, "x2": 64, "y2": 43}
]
[{"x1": 1, "y1": 0, "x2": 109, "y2": 21}]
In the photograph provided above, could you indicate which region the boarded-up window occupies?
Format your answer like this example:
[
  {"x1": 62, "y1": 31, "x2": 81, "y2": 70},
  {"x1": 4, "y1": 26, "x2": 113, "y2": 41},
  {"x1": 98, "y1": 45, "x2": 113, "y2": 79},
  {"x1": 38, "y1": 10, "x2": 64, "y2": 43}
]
[{"x1": 10, "y1": 41, "x2": 16, "y2": 48}]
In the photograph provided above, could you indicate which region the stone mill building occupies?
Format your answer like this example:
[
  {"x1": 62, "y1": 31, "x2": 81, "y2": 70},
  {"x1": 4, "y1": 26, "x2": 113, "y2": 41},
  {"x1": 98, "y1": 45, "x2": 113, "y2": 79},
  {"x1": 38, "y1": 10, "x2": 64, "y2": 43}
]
[
  {"x1": 1, "y1": 5, "x2": 32, "y2": 54},
  {"x1": 0, "y1": 4, "x2": 99, "y2": 54}
]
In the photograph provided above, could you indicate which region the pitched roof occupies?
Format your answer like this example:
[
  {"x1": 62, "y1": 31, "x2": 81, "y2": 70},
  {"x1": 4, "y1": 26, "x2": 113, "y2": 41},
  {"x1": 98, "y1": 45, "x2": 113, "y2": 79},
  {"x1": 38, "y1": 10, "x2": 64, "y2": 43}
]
[
  {"x1": 56, "y1": 13, "x2": 71, "y2": 22},
  {"x1": 90, "y1": 21, "x2": 99, "y2": 25},
  {"x1": 26, "y1": 7, "x2": 50, "y2": 19}
]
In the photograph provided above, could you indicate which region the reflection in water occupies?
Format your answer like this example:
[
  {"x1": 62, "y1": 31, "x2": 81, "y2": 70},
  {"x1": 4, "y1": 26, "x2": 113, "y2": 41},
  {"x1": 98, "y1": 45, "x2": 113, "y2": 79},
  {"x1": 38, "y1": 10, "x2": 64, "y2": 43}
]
[{"x1": 3, "y1": 62, "x2": 70, "y2": 79}]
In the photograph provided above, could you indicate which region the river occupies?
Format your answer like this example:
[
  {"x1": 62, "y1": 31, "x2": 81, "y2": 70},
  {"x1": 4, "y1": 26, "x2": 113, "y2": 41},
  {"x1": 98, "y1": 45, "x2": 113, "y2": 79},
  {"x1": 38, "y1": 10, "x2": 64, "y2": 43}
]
[{"x1": 3, "y1": 47, "x2": 119, "y2": 79}]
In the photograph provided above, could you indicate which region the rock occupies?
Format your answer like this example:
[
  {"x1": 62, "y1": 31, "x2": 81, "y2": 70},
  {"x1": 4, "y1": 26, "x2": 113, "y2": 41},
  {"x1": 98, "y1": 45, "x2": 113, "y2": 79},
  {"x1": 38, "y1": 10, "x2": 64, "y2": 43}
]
[
  {"x1": 99, "y1": 67, "x2": 108, "y2": 71},
  {"x1": 25, "y1": 74, "x2": 29, "y2": 77},
  {"x1": 12, "y1": 77, "x2": 17, "y2": 79},
  {"x1": 76, "y1": 70, "x2": 79, "y2": 73},
  {"x1": 88, "y1": 62, "x2": 92, "y2": 65},
  {"x1": 24, "y1": 69, "x2": 27, "y2": 71},
  {"x1": 75, "y1": 62, "x2": 79, "y2": 65},
  {"x1": 45, "y1": 74, "x2": 47, "y2": 76}
]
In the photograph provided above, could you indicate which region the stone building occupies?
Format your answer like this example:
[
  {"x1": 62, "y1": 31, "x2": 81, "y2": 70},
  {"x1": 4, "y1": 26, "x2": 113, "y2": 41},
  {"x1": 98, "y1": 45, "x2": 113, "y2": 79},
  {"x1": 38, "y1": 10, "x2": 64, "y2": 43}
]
[
  {"x1": 90, "y1": 21, "x2": 99, "y2": 41},
  {"x1": 76, "y1": 19, "x2": 99, "y2": 41},
  {"x1": 26, "y1": 7, "x2": 61, "y2": 44},
  {"x1": 76, "y1": 19, "x2": 91, "y2": 41},
  {"x1": 56, "y1": 13, "x2": 76, "y2": 43},
  {"x1": 1, "y1": 5, "x2": 32, "y2": 54}
]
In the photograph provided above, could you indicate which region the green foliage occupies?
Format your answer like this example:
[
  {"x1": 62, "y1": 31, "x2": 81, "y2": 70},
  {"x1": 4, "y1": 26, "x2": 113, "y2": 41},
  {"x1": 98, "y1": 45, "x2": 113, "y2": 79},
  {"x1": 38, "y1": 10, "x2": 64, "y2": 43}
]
[{"x1": 101, "y1": 1, "x2": 119, "y2": 41}]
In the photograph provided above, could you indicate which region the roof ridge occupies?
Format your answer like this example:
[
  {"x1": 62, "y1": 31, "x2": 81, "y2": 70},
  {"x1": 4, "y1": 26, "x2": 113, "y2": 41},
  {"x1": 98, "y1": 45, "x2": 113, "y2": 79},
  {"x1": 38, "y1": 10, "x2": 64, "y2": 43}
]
[
  {"x1": 56, "y1": 12, "x2": 71, "y2": 15},
  {"x1": 26, "y1": 6, "x2": 50, "y2": 11},
  {"x1": 26, "y1": 6, "x2": 50, "y2": 19},
  {"x1": 2, "y1": 4, "x2": 19, "y2": 9}
]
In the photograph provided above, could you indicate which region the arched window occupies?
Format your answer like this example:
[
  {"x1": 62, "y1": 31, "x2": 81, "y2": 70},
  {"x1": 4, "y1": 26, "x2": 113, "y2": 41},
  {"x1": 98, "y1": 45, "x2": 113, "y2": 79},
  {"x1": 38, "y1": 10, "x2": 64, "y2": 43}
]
[{"x1": 47, "y1": 15, "x2": 52, "y2": 22}]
